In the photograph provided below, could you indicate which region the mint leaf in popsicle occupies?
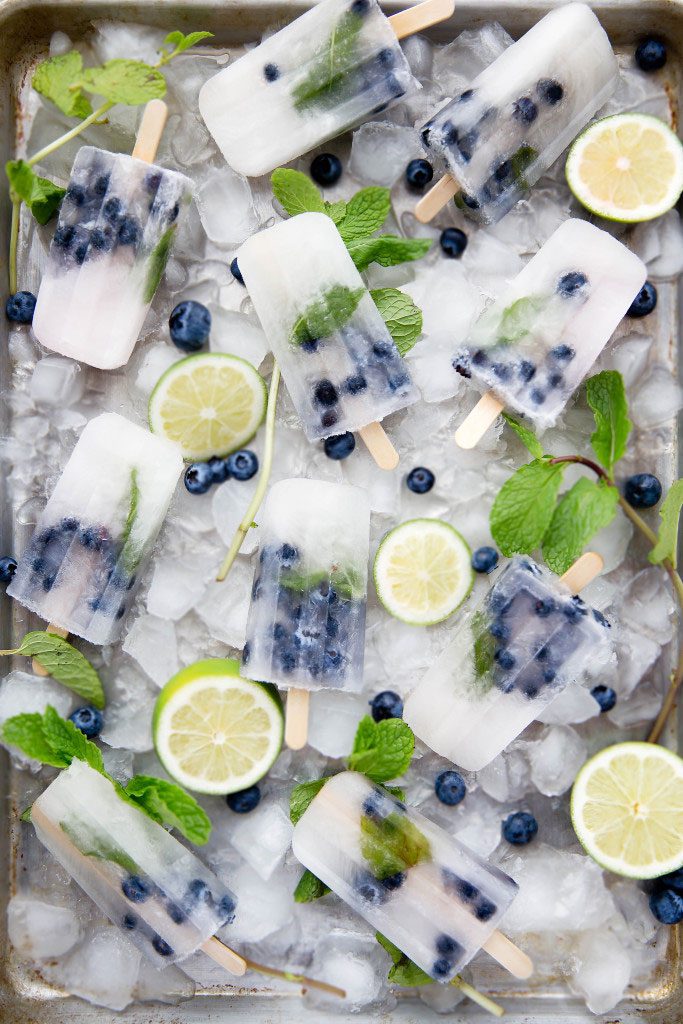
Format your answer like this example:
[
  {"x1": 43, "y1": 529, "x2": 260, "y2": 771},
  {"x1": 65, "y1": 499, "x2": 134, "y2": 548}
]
[
  {"x1": 490, "y1": 459, "x2": 565, "y2": 557},
  {"x1": 347, "y1": 716, "x2": 414, "y2": 783},
  {"x1": 337, "y1": 187, "x2": 391, "y2": 242},
  {"x1": 79, "y1": 59, "x2": 166, "y2": 105},
  {"x1": 649, "y1": 478, "x2": 683, "y2": 568},
  {"x1": 586, "y1": 370, "x2": 631, "y2": 477},
  {"x1": 290, "y1": 778, "x2": 328, "y2": 824},
  {"x1": 272, "y1": 168, "x2": 326, "y2": 217},
  {"x1": 32, "y1": 51, "x2": 93, "y2": 119},
  {"x1": 5, "y1": 161, "x2": 66, "y2": 225},
  {"x1": 542, "y1": 477, "x2": 618, "y2": 575},
  {"x1": 370, "y1": 288, "x2": 422, "y2": 355},
  {"x1": 376, "y1": 932, "x2": 433, "y2": 985},
  {"x1": 15, "y1": 631, "x2": 105, "y2": 709},
  {"x1": 124, "y1": 775, "x2": 211, "y2": 845},
  {"x1": 290, "y1": 284, "x2": 365, "y2": 345},
  {"x1": 292, "y1": 9, "x2": 363, "y2": 112},
  {"x1": 294, "y1": 868, "x2": 331, "y2": 902},
  {"x1": 360, "y1": 808, "x2": 431, "y2": 878}
]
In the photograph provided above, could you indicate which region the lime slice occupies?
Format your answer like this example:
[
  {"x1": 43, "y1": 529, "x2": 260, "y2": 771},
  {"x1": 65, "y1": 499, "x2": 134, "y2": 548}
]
[
  {"x1": 373, "y1": 518, "x2": 473, "y2": 626},
  {"x1": 149, "y1": 353, "x2": 267, "y2": 461},
  {"x1": 571, "y1": 742, "x2": 683, "y2": 879},
  {"x1": 566, "y1": 113, "x2": 683, "y2": 223},
  {"x1": 153, "y1": 658, "x2": 283, "y2": 795}
]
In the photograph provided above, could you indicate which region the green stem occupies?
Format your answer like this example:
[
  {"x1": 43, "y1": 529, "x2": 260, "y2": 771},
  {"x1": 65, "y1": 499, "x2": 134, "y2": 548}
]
[
  {"x1": 216, "y1": 363, "x2": 281, "y2": 583},
  {"x1": 27, "y1": 100, "x2": 114, "y2": 168},
  {"x1": 450, "y1": 975, "x2": 504, "y2": 1017},
  {"x1": 8, "y1": 196, "x2": 20, "y2": 292},
  {"x1": 242, "y1": 957, "x2": 345, "y2": 998}
]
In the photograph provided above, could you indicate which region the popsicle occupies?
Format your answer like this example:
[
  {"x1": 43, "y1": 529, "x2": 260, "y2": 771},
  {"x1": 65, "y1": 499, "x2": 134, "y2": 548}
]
[
  {"x1": 199, "y1": 0, "x2": 455, "y2": 177},
  {"x1": 242, "y1": 478, "x2": 370, "y2": 749},
  {"x1": 32, "y1": 100, "x2": 192, "y2": 370},
  {"x1": 8, "y1": 413, "x2": 183, "y2": 646},
  {"x1": 293, "y1": 771, "x2": 532, "y2": 980},
  {"x1": 453, "y1": 220, "x2": 647, "y2": 446},
  {"x1": 237, "y1": 212, "x2": 419, "y2": 469},
  {"x1": 404, "y1": 553, "x2": 609, "y2": 772},
  {"x1": 415, "y1": 4, "x2": 618, "y2": 224}
]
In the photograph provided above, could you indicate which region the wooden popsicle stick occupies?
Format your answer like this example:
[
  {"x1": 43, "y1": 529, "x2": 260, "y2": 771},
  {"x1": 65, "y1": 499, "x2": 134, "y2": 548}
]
[
  {"x1": 131, "y1": 98, "x2": 169, "y2": 163},
  {"x1": 454, "y1": 393, "x2": 505, "y2": 449},
  {"x1": 33, "y1": 623, "x2": 69, "y2": 677},
  {"x1": 560, "y1": 551, "x2": 604, "y2": 595},
  {"x1": 388, "y1": 0, "x2": 455, "y2": 40},
  {"x1": 359, "y1": 422, "x2": 399, "y2": 471},
  {"x1": 415, "y1": 173, "x2": 460, "y2": 224},
  {"x1": 482, "y1": 930, "x2": 533, "y2": 980},
  {"x1": 285, "y1": 688, "x2": 310, "y2": 750},
  {"x1": 201, "y1": 935, "x2": 248, "y2": 976}
]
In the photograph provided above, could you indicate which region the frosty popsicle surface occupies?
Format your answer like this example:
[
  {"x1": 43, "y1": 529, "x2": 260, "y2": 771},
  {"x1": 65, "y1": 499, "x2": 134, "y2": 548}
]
[
  {"x1": 404, "y1": 556, "x2": 611, "y2": 772},
  {"x1": 32, "y1": 145, "x2": 192, "y2": 369},
  {"x1": 418, "y1": 3, "x2": 618, "y2": 225},
  {"x1": 293, "y1": 771, "x2": 523, "y2": 981},
  {"x1": 237, "y1": 213, "x2": 419, "y2": 443},
  {"x1": 8, "y1": 413, "x2": 183, "y2": 646},
  {"x1": 242, "y1": 479, "x2": 370, "y2": 693}
]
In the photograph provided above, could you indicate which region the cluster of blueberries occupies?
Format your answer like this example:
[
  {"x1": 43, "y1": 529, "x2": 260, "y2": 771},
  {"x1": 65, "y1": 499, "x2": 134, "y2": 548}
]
[
  {"x1": 120, "y1": 873, "x2": 236, "y2": 958},
  {"x1": 184, "y1": 450, "x2": 259, "y2": 495}
]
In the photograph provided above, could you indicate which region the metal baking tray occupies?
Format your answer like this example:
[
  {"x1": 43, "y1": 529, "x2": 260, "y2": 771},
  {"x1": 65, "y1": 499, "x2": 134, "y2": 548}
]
[{"x1": 0, "y1": 0, "x2": 681, "y2": 1020}]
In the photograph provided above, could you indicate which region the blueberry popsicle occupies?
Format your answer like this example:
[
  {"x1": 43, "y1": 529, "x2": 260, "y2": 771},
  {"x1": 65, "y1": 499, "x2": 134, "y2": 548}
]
[
  {"x1": 237, "y1": 212, "x2": 419, "y2": 469},
  {"x1": 293, "y1": 771, "x2": 531, "y2": 980},
  {"x1": 8, "y1": 413, "x2": 183, "y2": 646},
  {"x1": 404, "y1": 554, "x2": 609, "y2": 772},
  {"x1": 33, "y1": 101, "x2": 192, "y2": 370},
  {"x1": 415, "y1": 3, "x2": 618, "y2": 224},
  {"x1": 242, "y1": 478, "x2": 370, "y2": 748},
  {"x1": 199, "y1": 0, "x2": 454, "y2": 178},
  {"x1": 453, "y1": 220, "x2": 647, "y2": 446}
]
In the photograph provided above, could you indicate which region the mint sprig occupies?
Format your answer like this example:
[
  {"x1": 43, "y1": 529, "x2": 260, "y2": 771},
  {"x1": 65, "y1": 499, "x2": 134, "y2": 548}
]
[
  {"x1": 6, "y1": 161, "x2": 65, "y2": 225},
  {"x1": 336, "y1": 188, "x2": 391, "y2": 242},
  {"x1": 542, "y1": 477, "x2": 618, "y2": 575},
  {"x1": 346, "y1": 715, "x2": 414, "y2": 783},
  {"x1": 125, "y1": 775, "x2": 211, "y2": 845},
  {"x1": 370, "y1": 288, "x2": 422, "y2": 356},
  {"x1": 490, "y1": 459, "x2": 565, "y2": 557},
  {"x1": 586, "y1": 371, "x2": 632, "y2": 479},
  {"x1": 78, "y1": 59, "x2": 166, "y2": 105},
  {"x1": 32, "y1": 51, "x2": 93, "y2": 118},
  {"x1": 294, "y1": 869, "x2": 331, "y2": 903},
  {"x1": 290, "y1": 778, "x2": 328, "y2": 825},
  {"x1": 0, "y1": 631, "x2": 105, "y2": 709},
  {"x1": 159, "y1": 30, "x2": 214, "y2": 63},
  {"x1": 650, "y1": 479, "x2": 683, "y2": 569}
]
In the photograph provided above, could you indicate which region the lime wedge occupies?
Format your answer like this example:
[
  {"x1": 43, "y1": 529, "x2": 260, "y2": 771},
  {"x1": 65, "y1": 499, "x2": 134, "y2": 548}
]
[
  {"x1": 153, "y1": 658, "x2": 283, "y2": 795},
  {"x1": 571, "y1": 741, "x2": 683, "y2": 879},
  {"x1": 566, "y1": 113, "x2": 683, "y2": 223},
  {"x1": 149, "y1": 353, "x2": 267, "y2": 460},
  {"x1": 373, "y1": 519, "x2": 473, "y2": 626}
]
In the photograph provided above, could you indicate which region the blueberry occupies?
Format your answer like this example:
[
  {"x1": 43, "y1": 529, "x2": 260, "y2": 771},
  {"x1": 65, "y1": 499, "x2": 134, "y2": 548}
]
[
  {"x1": 492, "y1": 362, "x2": 512, "y2": 381},
  {"x1": 362, "y1": 794, "x2": 384, "y2": 820},
  {"x1": 230, "y1": 257, "x2": 244, "y2": 285},
  {"x1": 381, "y1": 871, "x2": 405, "y2": 891},
  {"x1": 144, "y1": 171, "x2": 162, "y2": 193},
  {"x1": 226, "y1": 450, "x2": 259, "y2": 481},
  {"x1": 530, "y1": 388, "x2": 546, "y2": 405},
  {"x1": 513, "y1": 97, "x2": 537, "y2": 123},
  {"x1": 370, "y1": 690, "x2": 403, "y2": 721},
  {"x1": 591, "y1": 684, "x2": 617, "y2": 713},
  {"x1": 635, "y1": 38, "x2": 667, "y2": 72},
  {"x1": 226, "y1": 784, "x2": 261, "y2": 813},
  {"x1": 593, "y1": 609, "x2": 610, "y2": 628},
  {"x1": 122, "y1": 914, "x2": 137, "y2": 929},
  {"x1": 627, "y1": 281, "x2": 657, "y2": 318},
  {"x1": 0, "y1": 556, "x2": 17, "y2": 584},
  {"x1": 207, "y1": 455, "x2": 231, "y2": 484},
  {"x1": 435, "y1": 770, "x2": 466, "y2": 806},
  {"x1": 460, "y1": 192, "x2": 480, "y2": 210},
  {"x1": 5, "y1": 291, "x2": 37, "y2": 324},
  {"x1": 264, "y1": 62, "x2": 280, "y2": 82},
  {"x1": 345, "y1": 373, "x2": 367, "y2": 394},
  {"x1": 519, "y1": 360, "x2": 536, "y2": 382},
  {"x1": 495, "y1": 649, "x2": 516, "y2": 671},
  {"x1": 440, "y1": 227, "x2": 468, "y2": 259},
  {"x1": 66, "y1": 184, "x2": 86, "y2": 206},
  {"x1": 301, "y1": 339, "x2": 318, "y2": 353},
  {"x1": 69, "y1": 706, "x2": 104, "y2": 738},
  {"x1": 432, "y1": 957, "x2": 454, "y2": 978},
  {"x1": 122, "y1": 875, "x2": 152, "y2": 903},
  {"x1": 118, "y1": 216, "x2": 140, "y2": 246},
  {"x1": 557, "y1": 271, "x2": 588, "y2": 297},
  {"x1": 406, "y1": 467, "x2": 435, "y2": 494},
  {"x1": 564, "y1": 596, "x2": 588, "y2": 621},
  {"x1": 435, "y1": 933, "x2": 461, "y2": 956},
  {"x1": 387, "y1": 371, "x2": 411, "y2": 393},
  {"x1": 185, "y1": 878, "x2": 211, "y2": 906},
  {"x1": 74, "y1": 242, "x2": 89, "y2": 265},
  {"x1": 502, "y1": 811, "x2": 538, "y2": 845},
  {"x1": 184, "y1": 462, "x2": 214, "y2": 495},
  {"x1": 324, "y1": 432, "x2": 355, "y2": 460},
  {"x1": 323, "y1": 649, "x2": 342, "y2": 672},
  {"x1": 242, "y1": 641, "x2": 251, "y2": 664},
  {"x1": 350, "y1": 0, "x2": 370, "y2": 14},
  {"x1": 273, "y1": 623, "x2": 288, "y2": 642},
  {"x1": 405, "y1": 158, "x2": 434, "y2": 191},
  {"x1": 472, "y1": 546, "x2": 498, "y2": 574},
  {"x1": 53, "y1": 225, "x2": 75, "y2": 249},
  {"x1": 89, "y1": 226, "x2": 114, "y2": 252},
  {"x1": 169, "y1": 300, "x2": 211, "y2": 351},
  {"x1": 656, "y1": 868, "x2": 683, "y2": 895},
  {"x1": 649, "y1": 887, "x2": 683, "y2": 924},
  {"x1": 355, "y1": 873, "x2": 389, "y2": 905},
  {"x1": 490, "y1": 619, "x2": 509, "y2": 641},
  {"x1": 217, "y1": 894, "x2": 237, "y2": 923},
  {"x1": 320, "y1": 407, "x2": 337, "y2": 428},
  {"x1": 550, "y1": 344, "x2": 575, "y2": 362},
  {"x1": 314, "y1": 380, "x2": 338, "y2": 407},
  {"x1": 103, "y1": 197, "x2": 123, "y2": 223},
  {"x1": 623, "y1": 473, "x2": 662, "y2": 509},
  {"x1": 472, "y1": 349, "x2": 487, "y2": 367},
  {"x1": 537, "y1": 78, "x2": 564, "y2": 104},
  {"x1": 166, "y1": 901, "x2": 187, "y2": 924},
  {"x1": 372, "y1": 340, "x2": 393, "y2": 359},
  {"x1": 278, "y1": 543, "x2": 299, "y2": 567},
  {"x1": 92, "y1": 174, "x2": 110, "y2": 196},
  {"x1": 152, "y1": 935, "x2": 174, "y2": 957},
  {"x1": 459, "y1": 88, "x2": 474, "y2": 102},
  {"x1": 534, "y1": 597, "x2": 555, "y2": 617},
  {"x1": 310, "y1": 153, "x2": 343, "y2": 187},
  {"x1": 453, "y1": 359, "x2": 471, "y2": 378}
]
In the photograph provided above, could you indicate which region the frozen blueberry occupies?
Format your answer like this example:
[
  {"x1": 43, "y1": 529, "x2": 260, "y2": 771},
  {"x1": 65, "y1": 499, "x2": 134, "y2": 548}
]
[
  {"x1": 381, "y1": 871, "x2": 405, "y2": 891},
  {"x1": 310, "y1": 153, "x2": 343, "y2": 186},
  {"x1": 472, "y1": 546, "x2": 498, "y2": 574},
  {"x1": 0, "y1": 556, "x2": 17, "y2": 583},
  {"x1": 432, "y1": 957, "x2": 454, "y2": 978},
  {"x1": 530, "y1": 388, "x2": 545, "y2": 405},
  {"x1": 435, "y1": 770, "x2": 466, "y2": 806},
  {"x1": 406, "y1": 467, "x2": 435, "y2": 494},
  {"x1": 152, "y1": 935, "x2": 174, "y2": 957},
  {"x1": 495, "y1": 649, "x2": 516, "y2": 670},
  {"x1": 89, "y1": 226, "x2": 114, "y2": 252},
  {"x1": 435, "y1": 933, "x2": 462, "y2": 957},
  {"x1": 118, "y1": 216, "x2": 140, "y2": 246},
  {"x1": 122, "y1": 875, "x2": 152, "y2": 903},
  {"x1": 440, "y1": 227, "x2": 468, "y2": 258},
  {"x1": 593, "y1": 609, "x2": 610, "y2": 628},
  {"x1": 122, "y1": 913, "x2": 137, "y2": 929},
  {"x1": 324, "y1": 432, "x2": 355, "y2": 460},
  {"x1": 226, "y1": 784, "x2": 261, "y2": 813},
  {"x1": 513, "y1": 97, "x2": 537, "y2": 123},
  {"x1": 635, "y1": 37, "x2": 667, "y2": 72},
  {"x1": 230, "y1": 257, "x2": 244, "y2": 285},
  {"x1": 537, "y1": 78, "x2": 564, "y2": 104},
  {"x1": 345, "y1": 373, "x2": 367, "y2": 394},
  {"x1": 355, "y1": 873, "x2": 389, "y2": 905},
  {"x1": 264, "y1": 62, "x2": 280, "y2": 81},
  {"x1": 564, "y1": 596, "x2": 588, "y2": 622},
  {"x1": 92, "y1": 174, "x2": 110, "y2": 196},
  {"x1": 279, "y1": 543, "x2": 299, "y2": 567},
  {"x1": 490, "y1": 620, "x2": 509, "y2": 641},
  {"x1": 649, "y1": 888, "x2": 683, "y2": 924},
  {"x1": 591, "y1": 684, "x2": 617, "y2": 713},
  {"x1": 53, "y1": 225, "x2": 75, "y2": 249},
  {"x1": 351, "y1": 0, "x2": 370, "y2": 14},
  {"x1": 217, "y1": 894, "x2": 237, "y2": 923},
  {"x1": 169, "y1": 300, "x2": 211, "y2": 351},
  {"x1": 471, "y1": 349, "x2": 487, "y2": 367},
  {"x1": 103, "y1": 197, "x2": 123, "y2": 223},
  {"x1": 557, "y1": 271, "x2": 588, "y2": 297},
  {"x1": 66, "y1": 184, "x2": 86, "y2": 206},
  {"x1": 502, "y1": 811, "x2": 538, "y2": 845},
  {"x1": 5, "y1": 291, "x2": 37, "y2": 324},
  {"x1": 460, "y1": 192, "x2": 480, "y2": 210},
  {"x1": 372, "y1": 340, "x2": 393, "y2": 359},
  {"x1": 69, "y1": 706, "x2": 104, "y2": 739},
  {"x1": 323, "y1": 648, "x2": 342, "y2": 672},
  {"x1": 185, "y1": 878, "x2": 211, "y2": 907},
  {"x1": 207, "y1": 456, "x2": 231, "y2": 484},
  {"x1": 550, "y1": 344, "x2": 575, "y2": 362},
  {"x1": 314, "y1": 379, "x2": 338, "y2": 406},
  {"x1": 370, "y1": 690, "x2": 403, "y2": 721},
  {"x1": 405, "y1": 158, "x2": 434, "y2": 191},
  {"x1": 518, "y1": 360, "x2": 536, "y2": 382},
  {"x1": 74, "y1": 242, "x2": 89, "y2": 265},
  {"x1": 226, "y1": 450, "x2": 259, "y2": 481},
  {"x1": 492, "y1": 362, "x2": 512, "y2": 381},
  {"x1": 166, "y1": 901, "x2": 187, "y2": 924},
  {"x1": 627, "y1": 281, "x2": 657, "y2": 318},
  {"x1": 623, "y1": 472, "x2": 662, "y2": 509},
  {"x1": 144, "y1": 171, "x2": 162, "y2": 193},
  {"x1": 534, "y1": 597, "x2": 555, "y2": 617},
  {"x1": 184, "y1": 462, "x2": 214, "y2": 495}
]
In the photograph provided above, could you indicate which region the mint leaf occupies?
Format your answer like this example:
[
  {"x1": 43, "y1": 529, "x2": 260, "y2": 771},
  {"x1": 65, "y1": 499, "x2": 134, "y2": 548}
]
[
  {"x1": 543, "y1": 478, "x2": 619, "y2": 575},
  {"x1": 79, "y1": 60, "x2": 166, "y2": 105},
  {"x1": 143, "y1": 224, "x2": 176, "y2": 304},
  {"x1": 347, "y1": 235, "x2": 431, "y2": 273},
  {"x1": 337, "y1": 187, "x2": 390, "y2": 242},
  {"x1": 385, "y1": 785, "x2": 406, "y2": 802},
  {"x1": 6, "y1": 161, "x2": 65, "y2": 225},
  {"x1": 290, "y1": 778, "x2": 327, "y2": 824},
  {"x1": 1, "y1": 712, "x2": 68, "y2": 767},
  {"x1": 16, "y1": 632, "x2": 105, "y2": 709},
  {"x1": 325, "y1": 199, "x2": 347, "y2": 223},
  {"x1": 371, "y1": 288, "x2": 422, "y2": 356},
  {"x1": 586, "y1": 370, "x2": 631, "y2": 478},
  {"x1": 490, "y1": 459, "x2": 565, "y2": 556},
  {"x1": 292, "y1": 9, "x2": 363, "y2": 111},
  {"x1": 41, "y1": 705, "x2": 105, "y2": 773},
  {"x1": 271, "y1": 168, "x2": 325, "y2": 217},
  {"x1": 360, "y1": 807, "x2": 431, "y2": 878},
  {"x1": 649, "y1": 478, "x2": 683, "y2": 568},
  {"x1": 124, "y1": 775, "x2": 211, "y2": 845},
  {"x1": 502, "y1": 412, "x2": 544, "y2": 460},
  {"x1": 290, "y1": 284, "x2": 365, "y2": 345},
  {"x1": 32, "y1": 52, "x2": 92, "y2": 119},
  {"x1": 472, "y1": 609, "x2": 495, "y2": 680},
  {"x1": 346, "y1": 716, "x2": 414, "y2": 783},
  {"x1": 294, "y1": 868, "x2": 331, "y2": 902},
  {"x1": 161, "y1": 30, "x2": 214, "y2": 60},
  {"x1": 376, "y1": 933, "x2": 433, "y2": 986}
]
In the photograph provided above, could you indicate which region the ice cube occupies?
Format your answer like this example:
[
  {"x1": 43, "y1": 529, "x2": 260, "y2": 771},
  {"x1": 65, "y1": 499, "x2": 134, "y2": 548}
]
[
  {"x1": 306, "y1": 930, "x2": 387, "y2": 1010},
  {"x1": 8, "y1": 896, "x2": 82, "y2": 958},
  {"x1": 630, "y1": 366, "x2": 683, "y2": 429},
  {"x1": 134, "y1": 958, "x2": 196, "y2": 1005},
  {"x1": 525, "y1": 725, "x2": 587, "y2": 797},
  {"x1": 122, "y1": 613, "x2": 180, "y2": 686},
  {"x1": 196, "y1": 166, "x2": 259, "y2": 246},
  {"x1": 221, "y1": 862, "x2": 295, "y2": 943},
  {"x1": 537, "y1": 683, "x2": 601, "y2": 726},
  {"x1": 194, "y1": 558, "x2": 253, "y2": 648},
  {"x1": 211, "y1": 478, "x2": 260, "y2": 551},
  {"x1": 229, "y1": 801, "x2": 293, "y2": 880},
  {"x1": 170, "y1": 113, "x2": 216, "y2": 169},
  {"x1": 568, "y1": 929, "x2": 631, "y2": 1014},
  {"x1": 30, "y1": 356, "x2": 84, "y2": 407},
  {"x1": 433, "y1": 22, "x2": 513, "y2": 96},
  {"x1": 146, "y1": 554, "x2": 216, "y2": 620},
  {"x1": 419, "y1": 979, "x2": 466, "y2": 1012},
  {"x1": 0, "y1": 671, "x2": 77, "y2": 767},
  {"x1": 600, "y1": 332, "x2": 652, "y2": 388},
  {"x1": 132, "y1": 343, "x2": 182, "y2": 396},
  {"x1": 49, "y1": 30, "x2": 72, "y2": 56},
  {"x1": 307, "y1": 690, "x2": 368, "y2": 758},
  {"x1": 90, "y1": 20, "x2": 164, "y2": 66},
  {"x1": 101, "y1": 747, "x2": 134, "y2": 783},
  {"x1": 613, "y1": 630, "x2": 661, "y2": 698},
  {"x1": 618, "y1": 568, "x2": 675, "y2": 645},
  {"x1": 100, "y1": 663, "x2": 157, "y2": 752},
  {"x1": 342, "y1": 449, "x2": 400, "y2": 515},
  {"x1": 349, "y1": 122, "x2": 421, "y2": 186},
  {"x1": 611, "y1": 880, "x2": 658, "y2": 945},
  {"x1": 209, "y1": 307, "x2": 269, "y2": 368},
  {"x1": 647, "y1": 210, "x2": 683, "y2": 278},
  {"x1": 463, "y1": 230, "x2": 525, "y2": 298},
  {"x1": 590, "y1": 511, "x2": 633, "y2": 573},
  {"x1": 42, "y1": 924, "x2": 141, "y2": 1011},
  {"x1": 477, "y1": 743, "x2": 532, "y2": 802},
  {"x1": 401, "y1": 34, "x2": 434, "y2": 81}
]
